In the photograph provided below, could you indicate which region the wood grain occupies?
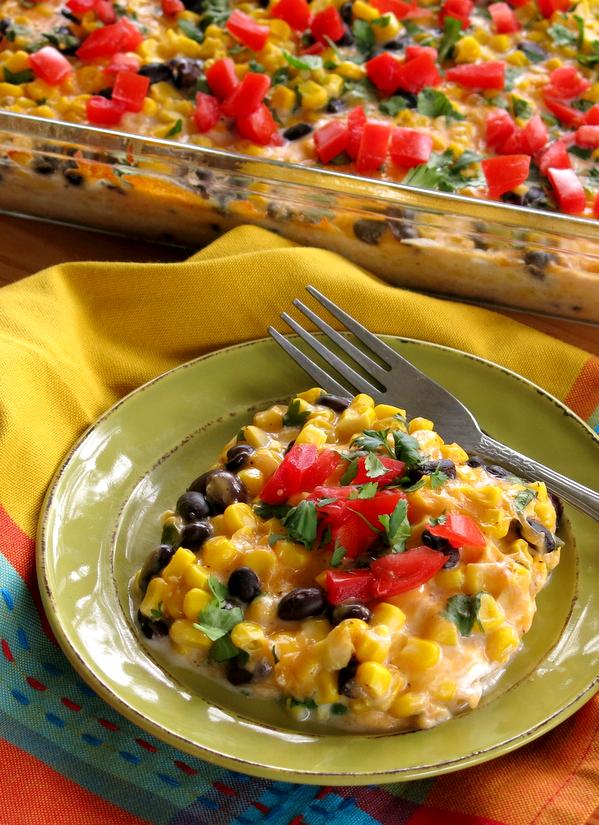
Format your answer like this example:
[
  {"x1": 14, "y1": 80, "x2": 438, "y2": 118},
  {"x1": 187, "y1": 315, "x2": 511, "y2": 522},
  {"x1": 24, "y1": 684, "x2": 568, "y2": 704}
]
[{"x1": 1, "y1": 214, "x2": 598, "y2": 356}]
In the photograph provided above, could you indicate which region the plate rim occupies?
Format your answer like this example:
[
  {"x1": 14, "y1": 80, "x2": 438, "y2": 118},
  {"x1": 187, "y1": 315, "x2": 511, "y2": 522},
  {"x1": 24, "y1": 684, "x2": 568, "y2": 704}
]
[{"x1": 36, "y1": 335, "x2": 599, "y2": 784}]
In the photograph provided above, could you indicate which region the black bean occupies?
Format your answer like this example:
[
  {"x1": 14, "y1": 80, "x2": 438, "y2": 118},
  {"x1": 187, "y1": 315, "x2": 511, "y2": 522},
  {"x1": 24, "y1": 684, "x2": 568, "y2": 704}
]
[
  {"x1": 225, "y1": 443, "x2": 255, "y2": 471},
  {"x1": 180, "y1": 519, "x2": 213, "y2": 550},
  {"x1": 337, "y1": 27, "x2": 354, "y2": 46},
  {"x1": 318, "y1": 393, "x2": 350, "y2": 412},
  {"x1": 486, "y1": 464, "x2": 511, "y2": 478},
  {"x1": 340, "y1": 1, "x2": 353, "y2": 23},
  {"x1": 97, "y1": 87, "x2": 113, "y2": 99},
  {"x1": 139, "y1": 62, "x2": 174, "y2": 84},
  {"x1": 386, "y1": 206, "x2": 419, "y2": 240},
  {"x1": 228, "y1": 567, "x2": 260, "y2": 602},
  {"x1": 326, "y1": 98, "x2": 345, "y2": 114},
  {"x1": 353, "y1": 219, "x2": 387, "y2": 245},
  {"x1": 50, "y1": 25, "x2": 80, "y2": 54},
  {"x1": 503, "y1": 185, "x2": 551, "y2": 211},
  {"x1": 253, "y1": 661, "x2": 273, "y2": 680},
  {"x1": 168, "y1": 57, "x2": 203, "y2": 89},
  {"x1": 412, "y1": 459, "x2": 456, "y2": 481},
  {"x1": 32, "y1": 156, "x2": 60, "y2": 175},
  {"x1": 385, "y1": 35, "x2": 410, "y2": 51},
  {"x1": 523, "y1": 250, "x2": 557, "y2": 280},
  {"x1": 517, "y1": 41, "x2": 547, "y2": 61},
  {"x1": 0, "y1": 19, "x2": 10, "y2": 36},
  {"x1": 176, "y1": 490, "x2": 210, "y2": 521},
  {"x1": 226, "y1": 659, "x2": 253, "y2": 685},
  {"x1": 63, "y1": 167, "x2": 83, "y2": 186},
  {"x1": 137, "y1": 610, "x2": 169, "y2": 639},
  {"x1": 331, "y1": 602, "x2": 371, "y2": 625},
  {"x1": 138, "y1": 544, "x2": 176, "y2": 593},
  {"x1": 338, "y1": 659, "x2": 358, "y2": 697},
  {"x1": 188, "y1": 469, "x2": 248, "y2": 513},
  {"x1": 467, "y1": 456, "x2": 484, "y2": 467},
  {"x1": 526, "y1": 518, "x2": 559, "y2": 553},
  {"x1": 549, "y1": 491, "x2": 563, "y2": 528},
  {"x1": 277, "y1": 587, "x2": 327, "y2": 621},
  {"x1": 283, "y1": 122, "x2": 313, "y2": 141},
  {"x1": 421, "y1": 530, "x2": 460, "y2": 568}
]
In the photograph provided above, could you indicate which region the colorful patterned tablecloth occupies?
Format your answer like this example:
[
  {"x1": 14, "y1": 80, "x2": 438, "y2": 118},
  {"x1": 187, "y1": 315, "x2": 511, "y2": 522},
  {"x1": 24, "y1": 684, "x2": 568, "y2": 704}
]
[{"x1": 0, "y1": 226, "x2": 598, "y2": 825}]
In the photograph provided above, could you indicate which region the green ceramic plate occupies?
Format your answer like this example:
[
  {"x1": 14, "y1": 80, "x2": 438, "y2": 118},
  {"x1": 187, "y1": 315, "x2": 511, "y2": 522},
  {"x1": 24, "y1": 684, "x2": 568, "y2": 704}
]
[{"x1": 37, "y1": 336, "x2": 599, "y2": 785}]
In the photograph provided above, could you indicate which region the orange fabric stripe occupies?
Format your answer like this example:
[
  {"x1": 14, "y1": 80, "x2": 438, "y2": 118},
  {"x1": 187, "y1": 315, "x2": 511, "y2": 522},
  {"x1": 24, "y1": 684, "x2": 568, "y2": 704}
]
[
  {"x1": 564, "y1": 357, "x2": 599, "y2": 421},
  {"x1": 585, "y1": 808, "x2": 599, "y2": 825},
  {"x1": 0, "y1": 739, "x2": 151, "y2": 825}
]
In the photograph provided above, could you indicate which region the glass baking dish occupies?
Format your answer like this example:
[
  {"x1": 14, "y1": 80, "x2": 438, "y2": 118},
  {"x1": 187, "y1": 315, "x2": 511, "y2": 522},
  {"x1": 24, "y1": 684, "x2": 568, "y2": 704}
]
[{"x1": 1, "y1": 110, "x2": 599, "y2": 323}]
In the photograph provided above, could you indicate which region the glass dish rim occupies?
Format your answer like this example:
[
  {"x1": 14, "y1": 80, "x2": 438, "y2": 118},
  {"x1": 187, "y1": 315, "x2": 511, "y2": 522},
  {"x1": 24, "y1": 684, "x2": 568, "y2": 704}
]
[{"x1": 3, "y1": 109, "x2": 599, "y2": 244}]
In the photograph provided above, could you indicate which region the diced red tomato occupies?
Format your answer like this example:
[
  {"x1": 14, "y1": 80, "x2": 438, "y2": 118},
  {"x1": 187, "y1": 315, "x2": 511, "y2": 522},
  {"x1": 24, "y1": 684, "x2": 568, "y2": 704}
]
[
  {"x1": 206, "y1": 58, "x2": 239, "y2": 100},
  {"x1": 394, "y1": 52, "x2": 441, "y2": 94},
  {"x1": 347, "y1": 105, "x2": 366, "y2": 159},
  {"x1": 594, "y1": 193, "x2": 599, "y2": 220},
  {"x1": 575, "y1": 125, "x2": 599, "y2": 148},
  {"x1": 111, "y1": 70, "x2": 149, "y2": 112},
  {"x1": 95, "y1": 0, "x2": 116, "y2": 23},
  {"x1": 351, "y1": 455, "x2": 406, "y2": 485},
  {"x1": 356, "y1": 121, "x2": 392, "y2": 173},
  {"x1": 390, "y1": 127, "x2": 433, "y2": 168},
  {"x1": 348, "y1": 490, "x2": 406, "y2": 527},
  {"x1": 546, "y1": 66, "x2": 591, "y2": 101},
  {"x1": 428, "y1": 513, "x2": 487, "y2": 548},
  {"x1": 302, "y1": 450, "x2": 343, "y2": 489},
  {"x1": 547, "y1": 167, "x2": 585, "y2": 214},
  {"x1": 371, "y1": 0, "x2": 418, "y2": 18},
  {"x1": 536, "y1": 140, "x2": 571, "y2": 176},
  {"x1": 365, "y1": 52, "x2": 403, "y2": 94},
  {"x1": 221, "y1": 72, "x2": 270, "y2": 118},
  {"x1": 162, "y1": 0, "x2": 184, "y2": 14},
  {"x1": 86, "y1": 95, "x2": 126, "y2": 125},
  {"x1": 446, "y1": 61, "x2": 505, "y2": 90},
  {"x1": 28, "y1": 46, "x2": 72, "y2": 85},
  {"x1": 537, "y1": 0, "x2": 572, "y2": 17},
  {"x1": 77, "y1": 18, "x2": 142, "y2": 60},
  {"x1": 505, "y1": 0, "x2": 528, "y2": 7},
  {"x1": 330, "y1": 516, "x2": 379, "y2": 558},
  {"x1": 519, "y1": 114, "x2": 548, "y2": 154},
  {"x1": 310, "y1": 485, "x2": 356, "y2": 501},
  {"x1": 439, "y1": 0, "x2": 473, "y2": 26},
  {"x1": 584, "y1": 104, "x2": 599, "y2": 125},
  {"x1": 370, "y1": 547, "x2": 445, "y2": 599},
  {"x1": 482, "y1": 155, "x2": 530, "y2": 199},
  {"x1": 405, "y1": 45, "x2": 438, "y2": 61},
  {"x1": 314, "y1": 120, "x2": 349, "y2": 163},
  {"x1": 485, "y1": 109, "x2": 516, "y2": 151},
  {"x1": 67, "y1": 0, "x2": 95, "y2": 12},
  {"x1": 194, "y1": 92, "x2": 220, "y2": 132},
  {"x1": 325, "y1": 569, "x2": 374, "y2": 604},
  {"x1": 301, "y1": 41, "x2": 325, "y2": 55},
  {"x1": 543, "y1": 94, "x2": 583, "y2": 127},
  {"x1": 105, "y1": 52, "x2": 140, "y2": 74},
  {"x1": 226, "y1": 10, "x2": 270, "y2": 51},
  {"x1": 271, "y1": 0, "x2": 311, "y2": 31},
  {"x1": 310, "y1": 6, "x2": 344, "y2": 43},
  {"x1": 260, "y1": 443, "x2": 318, "y2": 504},
  {"x1": 497, "y1": 128, "x2": 525, "y2": 154},
  {"x1": 488, "y1": 2, "x2": 519, "y2": 32}
]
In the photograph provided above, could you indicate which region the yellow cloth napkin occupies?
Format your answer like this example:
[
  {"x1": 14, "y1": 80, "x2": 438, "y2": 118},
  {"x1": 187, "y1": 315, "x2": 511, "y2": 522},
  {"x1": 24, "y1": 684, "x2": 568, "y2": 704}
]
[{"x1": 0, "y1": 225, "x2": 598, "y2": 825}]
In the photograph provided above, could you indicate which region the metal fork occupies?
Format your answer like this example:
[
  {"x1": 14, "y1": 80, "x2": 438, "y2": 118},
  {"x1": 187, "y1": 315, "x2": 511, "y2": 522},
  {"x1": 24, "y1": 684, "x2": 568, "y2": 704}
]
[{"x1": 268, "y1": 285, "x2": 599, "y2": 520}]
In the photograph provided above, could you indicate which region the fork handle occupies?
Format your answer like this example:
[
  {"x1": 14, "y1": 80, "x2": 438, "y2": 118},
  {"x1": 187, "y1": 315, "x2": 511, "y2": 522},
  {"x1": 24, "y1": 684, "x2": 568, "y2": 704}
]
[{"x1": 478, "y1": 434, "x2": 599, "y2": 520}]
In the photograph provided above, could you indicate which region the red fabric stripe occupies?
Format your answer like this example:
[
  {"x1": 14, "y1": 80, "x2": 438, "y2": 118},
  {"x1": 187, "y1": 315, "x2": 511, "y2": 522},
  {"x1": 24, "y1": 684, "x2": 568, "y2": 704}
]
[
  {"x1": 213, "y1": 781, "x2": 236, "y2": 796},
  {"x1": 2, "y1": 639, "x2": 14, "y2": 663},
  {"x1": 564, "y1": 356, "x2": 599, "y2": 421},
  {"x1": 173, "y1": 760, "x2": 197, "y2": 776},
  {"x1": 0, "y1": 504, "x2": 55, "y2": 641},
  {"x1": 97, "y1": 718, "x2": 119, "y2": 732},
  {"x1": 61, "y1": 697, "x2": 82, "y2": 712},
  {"x1": 253, "y1": 802, "x2": 270, "y2": 813},
  {"x1": 26, "y1": 677, "x2": 47, "y2": 691},
  {"x1": 407, "y1": 809, "x2": 508, "y2": 825},
  {"x1": 135, "y1": 738, "x2": 157, "y2": 752}
]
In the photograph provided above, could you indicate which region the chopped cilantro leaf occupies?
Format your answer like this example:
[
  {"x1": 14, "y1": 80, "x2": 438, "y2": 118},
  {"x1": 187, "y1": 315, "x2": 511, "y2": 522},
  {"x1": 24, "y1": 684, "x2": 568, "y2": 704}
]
[
  {"x1": 341, "y1": 455, "x2": 360, "y2": 484},
  {"x1": 3, "y1": 67, "x2": 34, "y2": 84},
  {"x1": 429, "y1": 513, "x2": 447, "y2": 526},
  {"x1": 430, "y1": 469, "x2": 449, "y2": 490},
  {"x1": 438, "y1": 16, "x2": 462, "y2": 61},
  {"x1": 236, "y1": 427, "x2": 247, "y2": 442},
  {"x1": 392, "y1": 431, "x2": 422, "y2": 468},
  {"x1": 513, "y1": 488, "x2": 536, "y2": 511},
  {"x1": 316, "y1": 497, "x2": 337, "y2": 506},
  {"x1": 330, "y1": 544, "x2": 347, "y2": 567},
  {"x1": 249, "y1": 60, "x2": 266, "y2": 73},
  {"x1": 417, "y1": 88, "x2": 465, "y2": 122},
  {"x1": 372, "y1": 15, "x2": 390, "y2": 25},
  {"x1": 568, "y1": 145, "x2": 592, "y2": 159},
  {"x1": 452, "y1": 150, "x2": 482, "y2": 171},
  {"x1": 150, "y1": 602, "x2": 163, "y2": 619},
  {"x1": 352, "y1": 429, "x2": 394, "y2": 456},
  {"x1": 282, "y1": 500, "x2": 318, "y2": 547},
  {"x1": 210, "y1": 635, "x2": 242, "y2": 662},
  {"x1": 365, "y1": 452, "x2": 388, "y2": 478},
  {"x1": 331, "y1": 702, "x2": 348, "y2": 715},
  {"x1": 353, "y1": 19, "x2": 375, "y2": 56},
  {"x1": 511, "y1": 96, "x2": 532, "y2": 120},
  {"x1": 208, "y1": 574, "x2": 228, "y2": 606},
  {"x1": 574, "y1": 14, "x2": 585, "y2": 50},
  {"x1": 283, "y1": 51, "x2": 323, "y2": 71},
  {"x1": 548, "y1": 23, "x2": 578, "y2": 47},
  {"x1": 517, "y1": 43, "x2": 544, "y2": 64},
  {"x1": 254, "y1": 501, "x2": 292, "y2": 520},
  {"x1": 272, "y1": 66, "x2": 290, "y2": 85},
  {"x1": 268, "y1": 532, "x2": 288, "y2": 546},
  {"x1": 357, "y1": 482, "x2": 378, "y2": 499},
  {"x1": 505, "y1": 66, "x2": 524, "y2": 89},
  {"x1": 589, "y1": 167, "x2": 599, "y2": 183},
  {"x1": 178, "y1": 18, "x2": 203, "y2": 42},
  {"x1": 379, "y1": 95, "x2": 410, "y2": 116},
  {"x1": 378, "y1": 498, "x2": 411, "y2": 553},
  {"x1": 165, "y1": 119, "x2": 182, "y2": 138},
  {"x1": 194, "y1": 598, "x2": 243, "y2": 641},
  {"x1": 283, "y1": 398, "x2": 311, "y2": 427},
  {"x1": 289, "y1": 697, "x2": 317, "y2": 709},
  {"x1": 444, "y1": 593, "x2": 482, "y2": 636},
  {"x1": 399, "y1": 477, "x2": 426, "y2": 492}
]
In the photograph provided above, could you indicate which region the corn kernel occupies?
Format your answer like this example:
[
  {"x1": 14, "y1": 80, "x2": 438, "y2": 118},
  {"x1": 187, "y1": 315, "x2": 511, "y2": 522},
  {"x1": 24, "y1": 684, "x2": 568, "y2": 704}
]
[
  {"x1": 587, "y1": 83, "x2": 599, "y2": 103},
  {"x1": 373, "y1": 11, "x2": 400, "y2": 42},
  {"x1": 408, "y1": 417, "x2": 434, "y2": 433},
  {"x1": 323, "y1": 73, "x2": 344, "y2": 97},
  {"x1": 301, "y1": 618, "x2": 331, "y2": 641},
  {"x1": 269, "y1": 17, "x2": 292, "y2": 38},
  {"x1": 210, "y1": 514, "x2": 227, "y2": 536},
  {"x1": 355, "y1": 661, "x2": 392, "y2": 698},
  {"x1": 337, "y1": 407, "x2": 376, "y2": 439},
  {"x1": 486, "y1": 624, "x2": 519, "y2": 663},
  {"x1": 296, "y1": 387, "x2": 324, "y2": 403},
  {"x1": 139, "y1": 577, "x2": 168, "y2": 617},
  {"x1": 271, "y1": 84, "x2": 297, "y2": 112},
  {"x1": 4, "y1": 49, "x2": 30, "y2": 72},
  {"x1": 490, "y1": 33, "x2": 512, "y2": 52},
  {"x1": 433, "y1": 679, "x2": 456, "y2": 702},
  {"x1": 202, "y1": 536, "x2": 237, "y2": 570},
  {"x1": 435, "y1": 567, "x2": 465, "y2": 590},
  {"x1": 507, "y1": 50, "x2": 529, "y2": 66},
  {"x1": 163, "y1": 583, "x2": 185, "y2": 620},
  {"x1": 274, "y1": 539, "x2": 312, "y2": 569},
  {"x1": 440, "y1": 443, "x2": 469, "y2": 463},
  {"x1": 454, "y1": 35, "x2": 482, "y2": 63},
  {"x1": 223, "y1": 502, "x2": 257, "y2": 534},
  {"x1": 296, "y1": 423, "x2": 327, "y2": 447},
  {"x1": 370, "y1": 603, "x2": 406, "y2": 632},
  {"x1": 322, "y1": 622, "x2": 354, "y2": 669},
  {"x1": 169, "y1": 619, "x2": 212, "y2": 650},
  {"x1": 355, "y1": 625, "x2": 392, "y2": 663},
  {"x1": 237, "y1": 467, "x2": 264, "y2": 497},
  {"x1": 298, "y1": 80, "x2": 328, "y2": 110},
  {"x1": 397, "y1": 637, "x2": 441, "y2": 671},
  {"x1": 183, "y1": 587, "x2": 212, "y2": 620},
  {"x1": 315, "y1": 670, "x2": 340, "y2": 704},
  {"x1": 425, "y1": 617, "x2": 459, "y2": 646},
  {"x1": 353, "y1": 0, "x2": 379, "y2": 19},
  {"x1": 374, "y1": 404, "x2": 406, "y2": 420},
  {"x1": 546, "y1": 57, "x2": 562, "y2": 70},
  {"x1": 182, "y1": 564, "x2": 210, "y2": 591},
  {"x1": 389, "y1": 690, "x2": 427, "y2": 717},
  {"x1": 337, "y1": 61, "x2": 366, "y2": 80},
  {"x1": 478, "y1": 593, "x2": 506, "y2": 633},
  {"x1": 162, "y1": 547, "x2": 196, "y2": 580},
  {"x1": 231, "y1": 621, "x2": 265, "y2": 653},
  {"x1": 243, "y1": 425, "x2": 269, "y2": 448},
  {"x1": 254, "y1": 406, "x2": 284, "y2": 431},
  {"x1": 244, "y1": 546, "x2": 277, "y2": 577}
]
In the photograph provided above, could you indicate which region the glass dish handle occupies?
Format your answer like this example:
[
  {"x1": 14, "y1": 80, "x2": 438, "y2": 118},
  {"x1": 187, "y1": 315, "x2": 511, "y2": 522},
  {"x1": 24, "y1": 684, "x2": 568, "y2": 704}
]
[{"x1": 479, "y1": 434, "x2": 599, "y2": 520}]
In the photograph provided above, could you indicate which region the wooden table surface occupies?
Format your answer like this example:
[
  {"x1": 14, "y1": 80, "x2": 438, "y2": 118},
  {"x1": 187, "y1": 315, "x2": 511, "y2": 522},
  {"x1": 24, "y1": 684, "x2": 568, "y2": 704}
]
[{"x1": 1, "y1": 213, "x2": 598, "y2": 356}]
